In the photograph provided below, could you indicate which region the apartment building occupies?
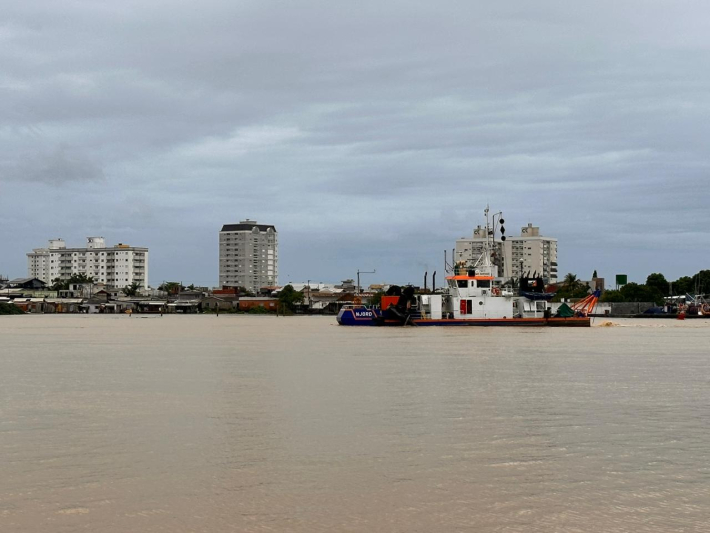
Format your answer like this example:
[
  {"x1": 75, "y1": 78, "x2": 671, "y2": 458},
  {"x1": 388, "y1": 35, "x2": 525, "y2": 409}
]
[
  {"x1": 502, "y1": 224, "x2": 558, "y2": 284},
  {"x1": 27, "y1": 237, "x2": 149, "y2": 289},
  {"x1": 219, "y1": 220, "x2": 277, "y2": 293},
  {"x1": 455, "y1": 223, "x2": 558, "y2": 284}
]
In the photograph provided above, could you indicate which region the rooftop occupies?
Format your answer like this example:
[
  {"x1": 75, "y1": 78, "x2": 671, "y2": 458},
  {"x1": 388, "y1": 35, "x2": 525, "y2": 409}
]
[{"x1": 221, "y1": 221, "x2": 276, "y2": 232}]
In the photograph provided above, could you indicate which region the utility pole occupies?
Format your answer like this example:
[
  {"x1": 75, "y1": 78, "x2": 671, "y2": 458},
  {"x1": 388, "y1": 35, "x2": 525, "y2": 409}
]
[{"x1": 357, "y1": 269, "x2": 376, "y2": 294}]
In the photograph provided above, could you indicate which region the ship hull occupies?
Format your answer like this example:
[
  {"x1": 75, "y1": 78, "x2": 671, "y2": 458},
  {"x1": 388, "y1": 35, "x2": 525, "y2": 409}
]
[
  {"x1": 411, "y1": 317, "x2": 589, "y2": 327},
  {"x1": 337, "y1": 308, "x2": 590, "y2": 327}
]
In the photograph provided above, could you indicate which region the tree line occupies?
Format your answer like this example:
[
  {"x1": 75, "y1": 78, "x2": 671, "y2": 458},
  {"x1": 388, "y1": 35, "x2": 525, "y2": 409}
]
[
  {"x1": 553, "y1": 270, "x2": 710, "y2": 305},
  {"x1": 50, "y1": 274, "x2": 142, "y2": 296}
]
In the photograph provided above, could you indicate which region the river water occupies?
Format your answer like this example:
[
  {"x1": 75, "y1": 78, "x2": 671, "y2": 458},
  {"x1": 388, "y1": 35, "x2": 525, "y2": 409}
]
[{"x1": 1, "y1": 315, "x2": 709, "y2": 532}]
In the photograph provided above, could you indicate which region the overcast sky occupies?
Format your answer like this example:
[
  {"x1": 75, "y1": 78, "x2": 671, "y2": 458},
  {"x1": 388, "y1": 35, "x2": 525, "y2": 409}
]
[{"x1": 1, "y1": 0, "x2": 708, "y2": 286}]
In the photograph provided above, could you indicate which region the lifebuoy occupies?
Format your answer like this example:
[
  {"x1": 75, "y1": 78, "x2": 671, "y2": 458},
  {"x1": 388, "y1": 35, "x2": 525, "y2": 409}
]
[
  {"x1": 702, "y1": 303, "x2": 710, "y2": 315},
  {"x1": 492, "y1": 287, "x2": 501, "y2": 296}
]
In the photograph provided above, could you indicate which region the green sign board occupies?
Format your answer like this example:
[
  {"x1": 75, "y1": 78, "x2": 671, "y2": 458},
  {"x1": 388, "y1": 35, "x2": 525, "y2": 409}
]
[{"x1": 616, "y1": 274, "x2": 628, "y2": 286}]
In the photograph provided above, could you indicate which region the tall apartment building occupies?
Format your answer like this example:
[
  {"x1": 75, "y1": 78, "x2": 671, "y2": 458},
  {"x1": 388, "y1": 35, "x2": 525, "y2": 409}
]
[
  {"x1": 219, "y1": 220, "x2": 277, "y2": 293},
  {"x1": 502, "y1": 224, "x2": 558, "y2": 284},
  {"x1": 27, "y1": 237, "x2": 149, "y2": 289},
  {"x1": 455, "y1": 222, "x2": 558, "y2": 284}
]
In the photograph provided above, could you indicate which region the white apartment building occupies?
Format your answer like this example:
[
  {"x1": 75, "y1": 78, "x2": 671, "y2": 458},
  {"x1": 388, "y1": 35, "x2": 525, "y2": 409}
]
[
  {"x1": 27, "y1": 237, "x2": 149, "y2": 290},
  {"x1": 455, "y1": 223, "x2": 558, "y2": 284},
  {"x1": 219, "y1": 220, "x2": 277, "y2": 293},
  {"x1": 502, "y1": 224, "x2": 558, "y2": 284}
]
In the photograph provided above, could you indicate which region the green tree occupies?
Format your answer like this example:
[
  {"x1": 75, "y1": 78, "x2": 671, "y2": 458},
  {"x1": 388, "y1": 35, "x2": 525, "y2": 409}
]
[
  {"x1": 552, "y1": 284, "x2": 589, "y2": 302},
  {"x1": 122, "y1": 282, "x2": 141, "y2": 297},
  {"x1": 277, "y1": 284, "x2": 304, "y2": 312},
  {"x1": 50, "y1": 277, "x2": 69, "y2": 291},
  {"x1": 563, "y1": 273, "x2": 582, "y2": 292},
  {"x1": 600, "y1": 289, "x2": 624, "y2": 303},
  {"x1": 620, "y1": 282, "x2": 664, "y2": 305},
  {"x1": 0, "y1": 302, "x2": 24, "y2": 315},
  {"x1": 552, "y1": 273, "x2": 589, "y2": 302},
  {"x1": 158, "y1": 282, "x2": 183, "y2": 295},
  {"x1": 646, "y1": 273, "x2": 669, "y2": 296},
  {"x1": 70, "y1": 273, "x2": 94, "y2": 284},
  {"x1": 692, "y1": 270, "x2": 710, "y2": 294},
  {"x1": 50, "y1": 273, "x2": 95, "y2": 291},
  {"x1": 672, "y1": 276, "x2": 694, "y2": 295}
]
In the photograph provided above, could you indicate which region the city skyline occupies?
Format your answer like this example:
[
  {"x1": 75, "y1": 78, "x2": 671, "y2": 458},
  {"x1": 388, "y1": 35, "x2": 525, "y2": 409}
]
[
  {"x1": 4, "y1": 210, "x2": 697, "y2": 289},
  {"x1": 1, "y1": 2, "x2": 709, "y2": 286}
]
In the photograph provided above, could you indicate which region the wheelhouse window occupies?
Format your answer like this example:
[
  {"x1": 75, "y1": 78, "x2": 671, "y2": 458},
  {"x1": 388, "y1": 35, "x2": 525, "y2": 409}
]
[
  {"x1": 478, "y1": 280, "x2": 491, "y2": 288},
  {"x1": 457, "y1": 280, "x2": 467, "y2": 288}
]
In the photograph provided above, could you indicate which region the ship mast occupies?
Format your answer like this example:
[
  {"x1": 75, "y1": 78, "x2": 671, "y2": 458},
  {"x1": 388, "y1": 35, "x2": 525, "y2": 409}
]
[
  {"x1": 471, "y1": 206, "x2": 493, "y2": 275},
  {"x1": 470, "y1": 205, "x2": 504, "y2": 277}
]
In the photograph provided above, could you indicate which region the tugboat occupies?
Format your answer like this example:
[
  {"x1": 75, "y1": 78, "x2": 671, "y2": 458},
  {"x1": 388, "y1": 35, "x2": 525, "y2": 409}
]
[{"x1": 338, "y1": 207, "x2": 594, "y2": 327}]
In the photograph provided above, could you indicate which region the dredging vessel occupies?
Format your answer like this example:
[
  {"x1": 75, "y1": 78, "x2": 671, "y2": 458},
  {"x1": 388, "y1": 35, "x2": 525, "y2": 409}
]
[{"x1": 337, "y1": 207, "x2": 596, "y2": 327}]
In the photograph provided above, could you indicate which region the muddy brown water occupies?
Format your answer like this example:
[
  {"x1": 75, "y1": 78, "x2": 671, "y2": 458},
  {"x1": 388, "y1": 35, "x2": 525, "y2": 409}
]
[{"x1": 1, "y1": 315, "x2": 709, "y2": 532}]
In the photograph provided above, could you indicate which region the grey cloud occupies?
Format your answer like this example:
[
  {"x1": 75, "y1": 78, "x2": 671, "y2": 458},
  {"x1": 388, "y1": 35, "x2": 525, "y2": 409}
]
[{"x1": 1, "y1": 146, "x2": 104, "y2": 185}]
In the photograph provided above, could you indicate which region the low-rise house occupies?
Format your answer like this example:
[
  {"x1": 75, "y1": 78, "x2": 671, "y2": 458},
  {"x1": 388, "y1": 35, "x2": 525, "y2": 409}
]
[
  {"x1": 167, "y1": 300, "x2": 201, "y2": 313},
  {"x1": 81, "y1": 298, "x2": 110, "y2": 314},
  {"x1": 213, "y1": 287, "x2": 238, "y2": 296},
  {"x1": 258, "y1": 285, "x2": 279, "y2": 296},
  {"x1": 336, "y1": 279, "x2": 357, "y2": 292},
  {"x1": 93, "y1": 290, "x2": 110, "y2": 303},
  {"x1": 8, "y1": 278, "x2": 47, "y2": 290},
  {"x1": 43, "y1": 298, "x2": 84, "y2": 313},
  {"x1": 105, "y1": 301, "x2": 134, "y2": 314},
  {"x1": 177, "y1": 290, "x2": 205, "y2": 301},
  {"x1": 238, "y1": 297, "x2": 278, "y2": 312},
  {"x1": 1, "y1": 288, "x2": 25, "y2": 298},
  {"x1": 202, "y1": 296, "x2": 235, "y2": 311},
  {"x1": 11, "y1": 298, "x2": 46, "y2": 313},
  {"x1": 166, "y1": 290, "x2": 204, "y2": 313},
  {"x1": 135, "y1": 301, "x2": 167, "y2": 313},
  {"x1": 58, "y1": 282, "x2": 109, "y2": 299}
]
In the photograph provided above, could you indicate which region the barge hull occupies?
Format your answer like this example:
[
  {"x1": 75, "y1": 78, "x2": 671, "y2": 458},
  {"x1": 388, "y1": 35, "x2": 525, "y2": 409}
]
[
  {"x1": 412, "y1": 317, "x2": 589, "y2": 327},
  {"x1": 336, "y1": 309, "x2": 589, "y2": 327}
]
